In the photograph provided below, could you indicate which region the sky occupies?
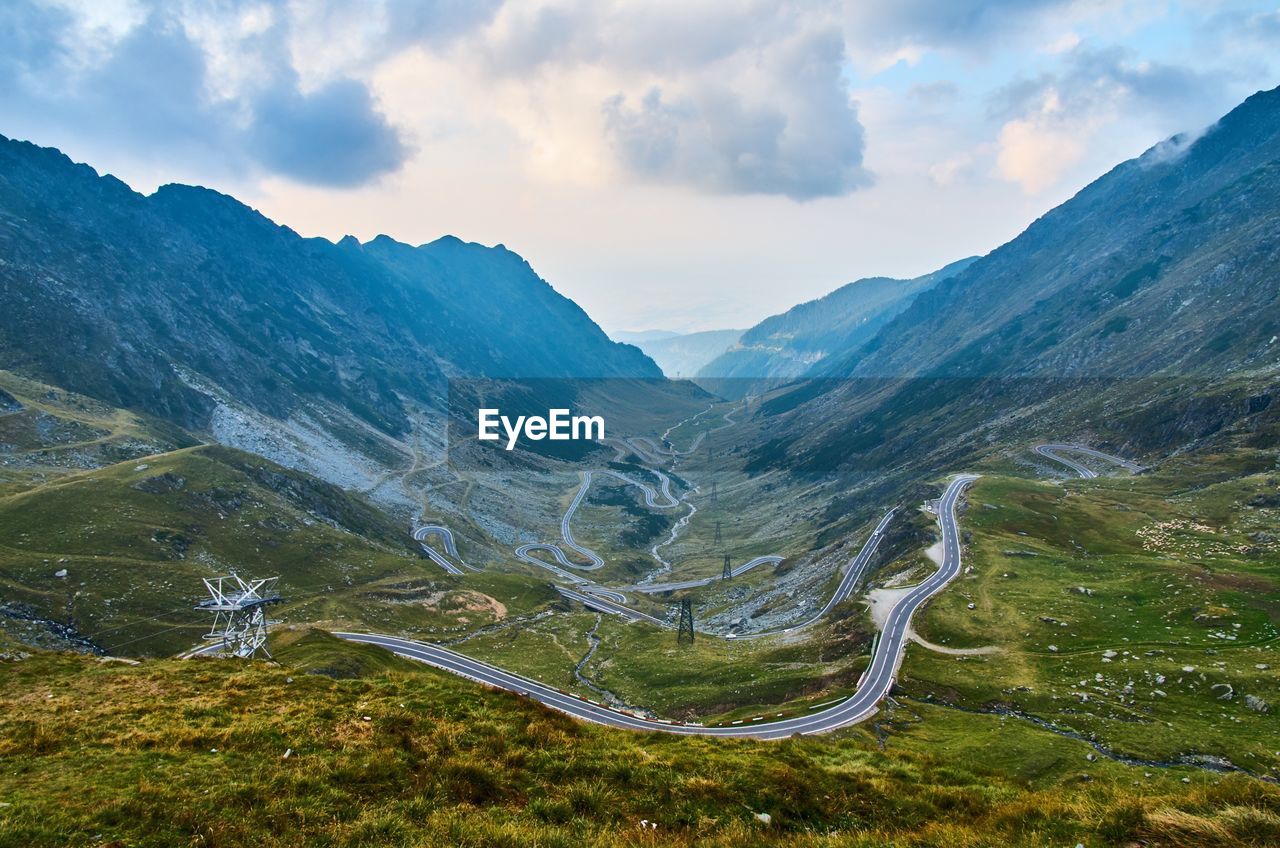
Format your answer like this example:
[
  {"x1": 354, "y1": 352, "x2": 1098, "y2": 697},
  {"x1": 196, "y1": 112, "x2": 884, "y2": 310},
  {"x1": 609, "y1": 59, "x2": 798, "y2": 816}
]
[{"x1": 3, "y1": 2, "x2": 1279, "y2": 334}]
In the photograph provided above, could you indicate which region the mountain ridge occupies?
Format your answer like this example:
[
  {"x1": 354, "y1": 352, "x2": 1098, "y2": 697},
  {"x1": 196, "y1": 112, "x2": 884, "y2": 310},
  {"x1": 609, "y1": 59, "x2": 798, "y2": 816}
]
[
  {"x1": 698, "y1": 257, "x2": 976, "y2": 395},
  {"x1": 0, "y1": 132, "x2": 663, "y2": 446},
  {"x1": 745, "y1": 85, "x2": 1280, "y2": 482}
]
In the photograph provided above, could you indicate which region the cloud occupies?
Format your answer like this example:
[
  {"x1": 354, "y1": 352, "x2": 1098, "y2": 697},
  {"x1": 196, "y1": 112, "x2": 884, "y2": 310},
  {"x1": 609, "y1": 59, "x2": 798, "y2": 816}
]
[
  {"x1": 988, "y1": 44, "x2": 1229, "y2": 193},
  {"x1": 908, "y1": 80, "x2": 960, "y2": 105},
  {"x1": 927, "y1": 151, "x2": 977, "y2": 187},
  {"x1": 246, "y1": 73, "x2": 409, "y2": 187},
  {"x1": 383, "y1": 0, "x2": 506, "y2": 45},
  {"x1": 994, "y1": 91, "x2": 1088, "y2": 193},
  {"x1": 478, "y1": 0, "x2": 780, "y2": 76},
  {"x1": 844, "y1": 0, "x2": 1077, "y2": 54},
  {"x1": 601, "y1": 25, "x2": 871, "y2": 201},
  {"x1": 1207, "y1": 6, "x2": 1280, "y2": 44},
  {"x1": 0, "y1": 0, "x2": 71, "y2": 80},
  {"x1": 0, "y1": 2, "x2": 412, "y2": 188}
]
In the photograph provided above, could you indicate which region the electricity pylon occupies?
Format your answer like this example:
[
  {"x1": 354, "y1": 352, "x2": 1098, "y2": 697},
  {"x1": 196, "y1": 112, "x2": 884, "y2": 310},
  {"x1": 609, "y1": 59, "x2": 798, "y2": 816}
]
[
  {"x1": 676, "y1": 598, "x2": 694, "y2": 645},
  {"x1": 713, "y1": 521, "x2": 722, "y2": 544},
  {"x1": 722, "y1": 554, "x2": 732, "y2": 580},
  {"x1": 196, "y1": 574, "x2": 282, "y2": 658}
]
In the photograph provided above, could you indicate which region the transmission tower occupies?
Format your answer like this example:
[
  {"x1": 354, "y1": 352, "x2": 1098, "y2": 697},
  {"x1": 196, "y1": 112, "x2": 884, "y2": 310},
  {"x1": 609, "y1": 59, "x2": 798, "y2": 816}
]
[
  {"x1": 713, "y1": 521, "x2": 722, "y2": 544},
  {"x1": 196, "y1": 574, "x2": 282, "y2": 658},
  {"x1": 710, "y1": 481, "x2": 717, "y2": 504},
  {"x1": 676, "y1": 598, "x2": 694, "y2": 645},
  {"x1": 722, "y1": 554, "x2": 732, "y2": 580}
]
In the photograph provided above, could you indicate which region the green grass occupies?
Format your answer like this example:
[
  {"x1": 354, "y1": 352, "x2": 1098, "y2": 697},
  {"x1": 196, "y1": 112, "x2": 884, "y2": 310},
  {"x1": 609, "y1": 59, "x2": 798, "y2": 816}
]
[
  {"x1": 906, "y1": 458, "x2": 1280, "y2": 770},
  {"x1": 0, "y1": 370, "x2": 194, "y2": 496},
  {"x1": 3, "y1": 640, "x2": 1280, "y2": 847},
  {"x1": 456, "y1": 603, "x2": 876, "y2": 720},
  {"x1": 0, "y1": 443, "x2": 542, "y2": 656},
  {"x1": 662, "y1": 402, "x2": 737, "y2": 452}
]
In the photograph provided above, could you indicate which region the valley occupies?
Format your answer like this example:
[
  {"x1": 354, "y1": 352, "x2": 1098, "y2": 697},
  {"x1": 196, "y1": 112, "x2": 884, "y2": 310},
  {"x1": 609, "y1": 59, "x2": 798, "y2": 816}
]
[{"x1": 2, "y1": 62, "x2": 1280, "y2": 847}]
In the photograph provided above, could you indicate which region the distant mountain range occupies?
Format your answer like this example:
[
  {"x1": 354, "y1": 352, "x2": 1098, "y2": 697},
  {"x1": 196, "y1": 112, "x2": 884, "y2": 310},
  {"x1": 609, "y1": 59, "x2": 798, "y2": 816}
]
[
  {"x1": 613, "y1": 256, "x2": 978, "y2": 388},
  {"x1": 697, "y1": 258, "x2": 976, "y2": 396},
  {"x1": 618, "y1": 328, "x2": 744, "y2": 378},
  {"x1": 612, "y1": 329, "x2": 682, "y2": 345},
  {"x1": 3, "y1": 85, "x2": 1279, "y2": 519},
  {"x1": 0, "y1": 135, "x2": 662, "y2": 428}
]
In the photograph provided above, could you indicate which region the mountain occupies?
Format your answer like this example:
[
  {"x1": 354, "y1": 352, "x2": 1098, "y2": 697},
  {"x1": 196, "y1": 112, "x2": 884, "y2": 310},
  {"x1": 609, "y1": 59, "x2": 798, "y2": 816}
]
[
  {"x1": 612, "y1": 329, "x2": 681, "y2": 344},
  {"x1": 747, "y1": 85, "x2": 1280, "y2": 480},
  {"x1": 0, "y1": 134, "x2": 691, "y2": 500},
  {"x1": 697, "y1": 258, "x2": 976, "y2": 396},
  {"x1": 0, "y1": 134, "x2": 661, "y2": 433},
  {"x1": 626, "y1": 328, "x2": 743, "y2": 378}
]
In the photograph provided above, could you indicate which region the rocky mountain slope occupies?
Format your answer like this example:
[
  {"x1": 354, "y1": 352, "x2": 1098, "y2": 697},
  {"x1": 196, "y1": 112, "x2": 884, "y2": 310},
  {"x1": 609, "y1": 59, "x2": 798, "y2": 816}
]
[
  {"x1": 745, "y1": 85, "x2": 1280, "y2": 479},
  {"x1": 0, "y1": 133, "x2": 686, "y2": 503},
  {"x1": 697, "y1": 258, "x2": 975, "y2": 395},
  {"x1": 0, "y1": 370, "x2": 558, "y2": 656}
]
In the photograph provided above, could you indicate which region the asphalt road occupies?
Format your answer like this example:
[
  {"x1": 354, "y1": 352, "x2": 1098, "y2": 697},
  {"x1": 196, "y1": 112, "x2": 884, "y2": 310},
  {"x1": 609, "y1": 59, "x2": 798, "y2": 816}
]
[
  {"x1": 336, "y1": 475, "x2": 976, "y2": 738},
  {"x1": 556, "y1": 586, "x2": 667, "y2": 626},
  {"x1": 528, "y1": 504, "x2": 895, "y2": 640},
  {"x1": 596, "y1": 505, "x2": 895, "y2": 641},
  {"x1": 413, "y1": 525, "x2": 465, "y2": 575},
  {"x1": 514, "y1": 543, "x2": 589, "y2": 582},
  {"x1": 631, "y1": 554, "x2": 784, "y2": 594},
  {"x1": 737, "y1": 506, "x2": 899, "y2": 638},
  {"x1": 1034, "y1": 443, "x2": 1143, "y2": 479},
  {"x1": 518, "y1": 468, "x2": 683, "y2": 574}
]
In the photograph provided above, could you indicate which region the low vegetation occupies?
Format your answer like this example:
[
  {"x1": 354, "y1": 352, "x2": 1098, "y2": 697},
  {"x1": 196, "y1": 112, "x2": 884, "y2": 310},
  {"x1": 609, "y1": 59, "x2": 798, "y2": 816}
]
[
  {"x1": 907, "y1": 446, "x2": 1280, "y2": 772},
  {"x1": 3, "y1": 632, "x2": 1279, "y2": 847}
]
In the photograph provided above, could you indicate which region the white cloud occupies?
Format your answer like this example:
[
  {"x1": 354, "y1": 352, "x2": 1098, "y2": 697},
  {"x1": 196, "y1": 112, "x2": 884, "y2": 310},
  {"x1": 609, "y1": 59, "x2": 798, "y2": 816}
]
[
  {"x1": 989, "y1": 44, "x2": 1232, "y2": 194},
  {"x1": 995, "y1": 91, "x2": 1090, "y2": 193},
  {"x1": 601, "y1": 25, "x2": 871, "y2": 200},
  {"x1": 928, "y1": 151, "x2": 976, "y2": 187}
]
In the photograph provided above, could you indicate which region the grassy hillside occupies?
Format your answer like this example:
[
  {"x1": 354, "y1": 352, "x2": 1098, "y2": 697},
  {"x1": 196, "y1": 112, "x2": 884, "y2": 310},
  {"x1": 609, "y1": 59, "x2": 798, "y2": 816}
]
[
  {"x1": 2, "y1": 633, "x2": 1278, "y2": 847},
  {"x1": 903, "y1": 445, "x2": 1280, "y2": 773},
  {"x1": 0, "y1": 370, "x2": 195, "y2": 496},
  {"x1": 0, "y1": 375, "x2": 560, "y2": 657}
]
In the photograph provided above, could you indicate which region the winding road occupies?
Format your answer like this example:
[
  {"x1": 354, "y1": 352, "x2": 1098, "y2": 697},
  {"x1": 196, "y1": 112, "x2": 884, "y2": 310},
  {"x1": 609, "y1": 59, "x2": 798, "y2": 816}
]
[
  {"x1": 630, "y1": 554, "x2": 784, "y2": 594},
  {"x1": 336, "y1": 475, "x2": 976, "y2": 738},
  {"x1": 740, "y1": 506, "x2": 899, "y2": 638},
  {"x1": 1034, "y1": 443, "x2": 1143, "y2": 479},
  {"x1": 524, "y1": 498, "x2": 897, "y2": 641},
  {"x1": 414, "y1": 525, "x2": 468, "y2": 575},
  {"x1": 517, "y1": 469, "x2": 683, "y2": 574}
]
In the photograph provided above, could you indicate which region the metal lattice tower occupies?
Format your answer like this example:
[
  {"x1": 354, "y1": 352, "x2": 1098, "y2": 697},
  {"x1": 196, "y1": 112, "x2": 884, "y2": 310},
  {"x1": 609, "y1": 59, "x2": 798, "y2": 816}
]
[
  {"x1": 710, "y1": 481, "x2": 717, "y2": 504},
  {"x1": 722, "y1": 554, "x2": 732, "y2": 580},
  {"x1": 676, "y1": 598, "x2": 694, "y2": 645},
  {"x1": 713, "y1": 521, "x2": 722, "y2": 544},
  {"x1": 196, "y1": 574, "x2": 282, "y2": 658}
]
